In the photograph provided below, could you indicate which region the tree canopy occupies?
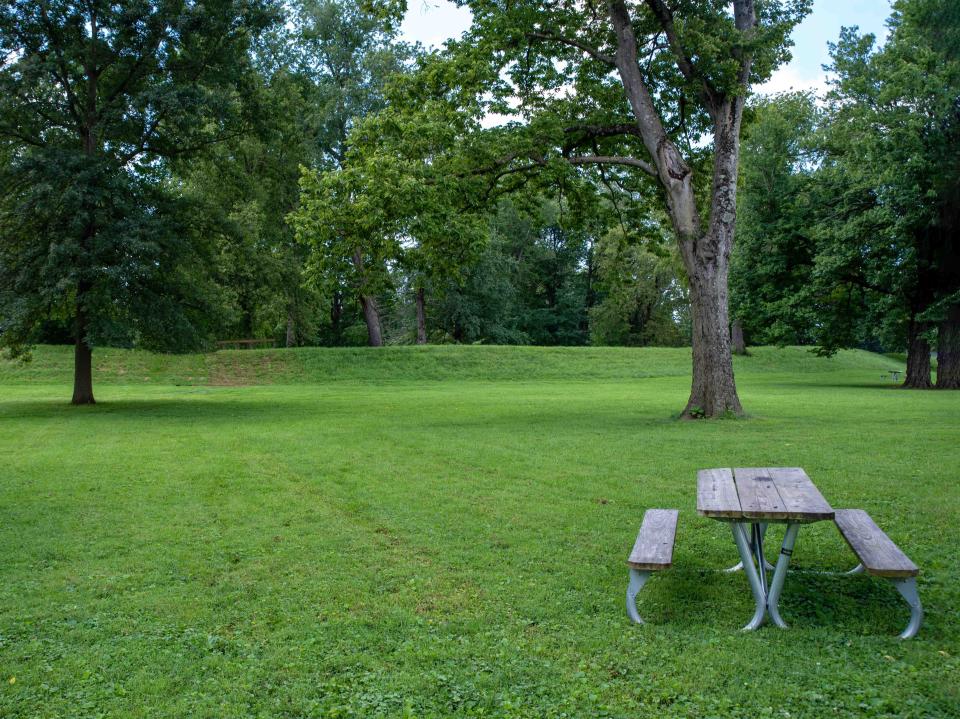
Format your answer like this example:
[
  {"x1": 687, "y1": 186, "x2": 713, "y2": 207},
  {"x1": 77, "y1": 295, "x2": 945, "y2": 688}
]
[
  {"x1": 0, "y1": 0, "x2": 278, "y2": 402},
  {"x1": 2, "y1": 0, "x2": 958, "y2": 406}
]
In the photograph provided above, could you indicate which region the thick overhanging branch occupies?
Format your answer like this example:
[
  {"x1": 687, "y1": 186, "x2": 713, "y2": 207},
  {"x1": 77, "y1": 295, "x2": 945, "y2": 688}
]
[
  {"x1": 567, "y1": 154, "x2": 657, "y2": 176},
  {"x1": 607, "y1": 0, "x2": 702, "y2": 252},
  {"x1": 561, "y1": 122, "x2": 652, "y2": 162},
  {"x1": 563, "y1": 122, "x2": 642, "y2": 140},
  {"x1": 527, "y1": 30, "x2": 616, "y2": 67}
]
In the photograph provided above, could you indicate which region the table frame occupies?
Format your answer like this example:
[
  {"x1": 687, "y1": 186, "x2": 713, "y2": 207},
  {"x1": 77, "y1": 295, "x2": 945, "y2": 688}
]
[{"x1": 698, "y1": 467, "x2": 834, "y2": 631}]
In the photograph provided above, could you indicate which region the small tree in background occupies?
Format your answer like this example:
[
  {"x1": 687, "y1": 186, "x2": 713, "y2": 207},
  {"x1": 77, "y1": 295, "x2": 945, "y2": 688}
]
[{"x1": 0, "y1": 0, "x2": 277, "y2": 403}]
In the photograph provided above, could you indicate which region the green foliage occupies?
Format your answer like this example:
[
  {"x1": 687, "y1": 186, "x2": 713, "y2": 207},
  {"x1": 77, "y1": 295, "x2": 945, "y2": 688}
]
[
  {"x1": 816, "y1": 0, "x2": 960, "y2": 347},
  {"x1": 0, "y1": 150, "x2": 225, "y2": 352},
  {"x1": 590, "y1": 229, "x2": 689, "y2": 347},
  {"x1": 177, "y1": 66, "x2": 325, "y2": 344},
  {"x1": 731, "y1": 0, "x2": 960, "y2": 357},
  {"x1": 0, "y1": 0, "x2": 278, "y2": 358},
  {"x1": 1, "y1": 345, "x2": 957, "y2": 717},
  {"x1": 731, "y1": 92, "x2": 821, "y2": 346}
]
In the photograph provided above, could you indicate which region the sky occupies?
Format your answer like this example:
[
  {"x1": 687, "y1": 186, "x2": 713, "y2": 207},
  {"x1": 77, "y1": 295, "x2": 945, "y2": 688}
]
[{"x1": 399, "y1": 0, "x2": 893, "y2": 96}]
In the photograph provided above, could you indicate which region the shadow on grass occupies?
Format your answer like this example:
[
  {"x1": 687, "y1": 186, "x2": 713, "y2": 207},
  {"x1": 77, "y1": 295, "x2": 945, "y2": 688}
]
[
  {"x1": 0, "y1": 396, "x2": 322, "y2": 423},
  {"x1": 0, "y1": 394, "x2": 683, "y2": 435},
  {"x1": 643, "y1": 562, "x2": 931, "y2": 639},
  {"x1": 780, "y1": 571, "x2": 933, "y2": 638}
]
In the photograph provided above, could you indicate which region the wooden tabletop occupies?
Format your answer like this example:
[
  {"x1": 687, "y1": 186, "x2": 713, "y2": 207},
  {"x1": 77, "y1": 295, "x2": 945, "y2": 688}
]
[{"x1": 697, "y1": 467, "x2": 834, "y2": 523}]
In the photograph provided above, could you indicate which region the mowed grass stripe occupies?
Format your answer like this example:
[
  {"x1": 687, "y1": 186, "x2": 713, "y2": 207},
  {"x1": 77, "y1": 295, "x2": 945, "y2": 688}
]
[{"x1": 1, "y1": 347, "x2": 958, "y2": 717}]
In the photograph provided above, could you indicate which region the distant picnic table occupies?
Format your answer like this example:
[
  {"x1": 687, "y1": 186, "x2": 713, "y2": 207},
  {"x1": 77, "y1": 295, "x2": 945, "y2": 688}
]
[{"x1": 215, "y1": 338, "x2": 276, "y2": 350}]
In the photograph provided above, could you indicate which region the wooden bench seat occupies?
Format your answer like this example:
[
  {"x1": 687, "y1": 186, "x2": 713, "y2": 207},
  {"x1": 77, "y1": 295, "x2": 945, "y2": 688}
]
[
  {"x1": 834, "y1": 509, "x2": 922, "y2": 639},
  {"x1": 626, "y1": 509, "x2": 678, "y2": 624},
  {"x1": 835, "y1": 509, "x2": 918, "y2": 577}
]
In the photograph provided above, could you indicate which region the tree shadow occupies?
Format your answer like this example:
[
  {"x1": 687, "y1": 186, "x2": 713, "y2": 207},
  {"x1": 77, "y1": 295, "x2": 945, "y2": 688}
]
[{"x1": 0, "y1": 395, "x2": 323, "y2": 425}]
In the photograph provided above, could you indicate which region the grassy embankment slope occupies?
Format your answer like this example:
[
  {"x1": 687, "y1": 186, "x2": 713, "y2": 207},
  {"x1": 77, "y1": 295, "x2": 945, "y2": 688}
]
[{"x1": 1, "y1": 345, "x2": 958, "y2": 718}]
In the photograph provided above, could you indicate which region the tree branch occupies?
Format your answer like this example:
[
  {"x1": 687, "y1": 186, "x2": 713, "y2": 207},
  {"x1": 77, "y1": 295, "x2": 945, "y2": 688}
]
[
  {"x1": 563, "y1": 122, "x2": 642, "y2": 139},
  {"x1": 644, "y1": 0, "x2": 720, "y2": 109},
  {"x1": 731, "y1": 0, "x2": 758, "y2": 87},
  {"x1": 527, "y1": 30, "x2": 616, "y2": 66},
  {"x1": 37, "y1": 2, "x2": 84, "y2": 129},
  {"x1": 567, "y1": 154, "x2": 657, "y2": 176}
]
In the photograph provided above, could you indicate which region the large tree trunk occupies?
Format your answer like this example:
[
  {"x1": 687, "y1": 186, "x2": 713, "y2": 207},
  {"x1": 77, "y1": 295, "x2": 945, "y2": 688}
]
[
  {"x1": 936, "y1": 304, "x2": 960, "y2": 388},
  {"x1": 359, "y1": 294, "x2": 383, "y2": 347},
  {"x1": 71, "y1": 297, "x2": 95, "y2": 404},
  {"x1": 415, "y1": 287, "x2": 427, "y2": 345},
  {"x1": 731, "y1": 319, "x2": 748, "y2": 355},
  {"x1": 684, "y1": 258, "x2": 743, "y2": 417},
  {"x1": 608, "y1": 0, "x2": 749, "y2": 417},
  {"x1": 904, "y1": 319, "x2": 932, "y2": 388}
]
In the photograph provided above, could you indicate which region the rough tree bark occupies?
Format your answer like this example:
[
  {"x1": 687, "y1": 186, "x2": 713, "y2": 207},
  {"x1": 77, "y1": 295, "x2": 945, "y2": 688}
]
[
  {"x1": 904, "y1": 319, "x2": 932, "y2": 388},
  {"x1": 72, "y1": 283, "x2": 95, "y2": 405},
  {"x1": 731, "y1": 319, "x2": 748, "y2": 355},
  {"x1": 936, "y1": 304, "x2": 960, "y2": 389},
  {"x1": 286, "y1": 309, "x2": 296, "y2": 347},
  {"x1": 359, "y1": 294, "x2": 383, "y2": 347},
  {"x1": 606, "y1": 0, "x2": 750, "y2": 417},
  {"x1": 351, "y1": 248, "x2": 383, "y2": 346},
  {"x1": 415, "y1": 287, "x2": 427, "y2": 345}
]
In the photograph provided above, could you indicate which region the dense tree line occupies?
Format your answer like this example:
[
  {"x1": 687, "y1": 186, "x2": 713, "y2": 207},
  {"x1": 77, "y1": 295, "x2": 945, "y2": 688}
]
[
  {"x1": 2, "y1": 0, "x2": 957, "y2": 406},
  {"x1": 731, "y1": 0, "x2": 960, "y2": 389}
]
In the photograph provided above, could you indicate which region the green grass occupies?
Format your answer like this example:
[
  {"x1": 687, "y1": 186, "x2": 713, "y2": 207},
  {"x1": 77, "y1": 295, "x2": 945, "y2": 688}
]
[
  {"x1": 1, "y1": 345, "x2": 958, "y2": 718},
  {"x1": 0, "y1": 343, "x2": 907, "y2": 385}
]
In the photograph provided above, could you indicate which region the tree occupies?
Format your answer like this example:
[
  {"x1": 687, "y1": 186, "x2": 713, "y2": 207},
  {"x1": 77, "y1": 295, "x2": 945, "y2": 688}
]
[
  {"x1": 289, "y1": 0, "x2": 413, "y2": 345},
  {"x1": 821, "y1": 1, "x2": 960, "y2": 388},
  {"x1": 730, "y1": 92, "x2": 821, "y2": 348},
  {"x1": 590, "y1": 229, "x2": 689, "y2": 347},
  {"x1": 293, "y1": 162, "x2": 403, "y2": 346},
  {"x1": 369, "y1": 0, "x2": 809, "y2": 415},
  {"x1": 0, "y1": 0, "x2": 276, "y2": 403},
  {"x1": 177, "y1": 66, "x2": 325, "y2": 347}
]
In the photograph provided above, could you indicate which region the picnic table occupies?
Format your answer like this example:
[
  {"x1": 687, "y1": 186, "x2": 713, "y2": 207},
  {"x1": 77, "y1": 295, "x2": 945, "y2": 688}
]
[
  {"x1": 697, "y1": 467, "x2": 834, "y2": 630},
  {"x1": 627, "y1": 467, "x2": 923, "y2": 637},
  {"x1": 215, "y1": 338, "x2": 276, "y2": 350}
]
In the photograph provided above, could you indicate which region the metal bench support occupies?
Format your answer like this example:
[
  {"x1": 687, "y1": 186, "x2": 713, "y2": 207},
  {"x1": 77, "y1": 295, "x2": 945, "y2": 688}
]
[
  {"x1": 725, "y1": 522, "x2": 774, "y2": 572},
  {"x1": 626, "y1": 568, "x2": 650, "y2": 624},
  {"x1": 893, "y1": 577, "x2": 923, "y2": 640}
]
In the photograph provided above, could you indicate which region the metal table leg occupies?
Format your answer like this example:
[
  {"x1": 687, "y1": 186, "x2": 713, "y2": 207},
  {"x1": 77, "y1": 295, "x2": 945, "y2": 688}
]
[
  {"x1": 725, "y1": 523, "x2": 774, "y2": 572},
  {"x1": 731, "y1": 522, "x2": 767, "y2": 630},
  {"x1": 766, "y1": 523, "x2": 799, "y2": 628}
]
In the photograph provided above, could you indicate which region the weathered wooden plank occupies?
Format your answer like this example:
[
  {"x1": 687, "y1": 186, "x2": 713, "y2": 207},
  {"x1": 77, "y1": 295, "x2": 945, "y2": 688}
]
[
  {"x1": 734, "y1": 467, "x2": 789, "y2": 520},
  {"x1": 768, "y1": 467, "x2": 834, "y2": 522},
  {"x1": 696, "y1": 468, "x2": 742, "y2": 518},
  {"x1": 834, "y1": 509, "x2": 919, "y2": 578},
  {"x1": 627, "y1": 509, "x2": 679, "y2": 570}
]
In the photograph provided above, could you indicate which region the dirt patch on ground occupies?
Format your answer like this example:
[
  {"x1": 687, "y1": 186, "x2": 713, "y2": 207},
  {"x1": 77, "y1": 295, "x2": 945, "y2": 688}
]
[{"x1": 207, "y1": 351, "x2": 293, "y2": 386}]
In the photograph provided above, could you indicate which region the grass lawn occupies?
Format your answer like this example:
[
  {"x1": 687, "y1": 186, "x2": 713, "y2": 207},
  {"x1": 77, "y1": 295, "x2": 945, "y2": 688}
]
[{"x1": 1, "y1": 345, "x2": 958, "y2": 718}]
